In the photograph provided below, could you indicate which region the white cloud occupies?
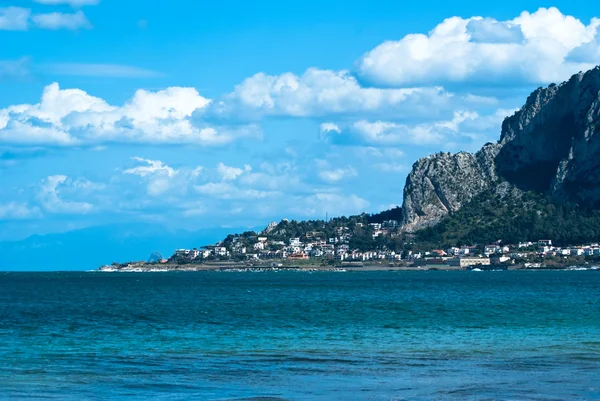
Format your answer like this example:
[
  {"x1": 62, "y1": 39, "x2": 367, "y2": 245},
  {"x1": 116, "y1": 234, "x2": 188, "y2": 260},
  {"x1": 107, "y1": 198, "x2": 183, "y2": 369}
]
[
  {"x1": 38, "y1": 175, "x2": 94, "y2": 214},
  {"x1": 0, "y1": 82, "x2": 258, "y2": 147},
  {"x1": 354, "y1": 147, "x2": 405, "y2": 159},
  {"x1": 320, "y1": 122, "x2": 341, "y2": 139},
  {"x1": 351, "y1": 120, "x2": 445, "y2": 145},
  {"x1": 318, "y1": 166, "x2": 357, "y2": 183},
  {"x1": 373, "y1": 162, "x2": 408, "y2": 173},
  {"x1": 34, "y1": 0, "x2": 100, "y2": 6},
  {"x1": 213, "y1": 68, "x2": 453, "y2": 119},
  {"x1": 32, "y1": 10, "x2": 91, "y2": 30},
  {"x1": 357, "y1": 7, "x2": 600, "y2": 86},
  {"x1": 0, "y1": 7, "x2": 30, "y2": 30},
  {"x1": 123, "y1": 157, "x2": 205, "y2": 197},
  {"x1": 216, "y1": 162, "x2": 251, "y2": 181},
  {"x1": 238, "y1": 172, "x2": 299, "y2": 192},
  {"x1": 0, "y1": 202, "x2": 41, "y2": 220},
  {"x1": 325, "y1": 109, "x2": 512, "y2": 147},
  {"x1": 43, "y1": 63, "x2": 163, "y2": 78},
  {"x1": 124, "y1": 157, "x2": 176, "y2": 178},
  {"x1": 194, "y1": 182, "x2": 278, "y2": 200}
]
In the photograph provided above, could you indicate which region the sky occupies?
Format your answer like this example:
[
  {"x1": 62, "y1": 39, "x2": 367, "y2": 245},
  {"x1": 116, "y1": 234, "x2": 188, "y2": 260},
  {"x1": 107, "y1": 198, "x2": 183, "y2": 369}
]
[{"x1": 2, "y1": 0, "x2": 600, "y2": 244}]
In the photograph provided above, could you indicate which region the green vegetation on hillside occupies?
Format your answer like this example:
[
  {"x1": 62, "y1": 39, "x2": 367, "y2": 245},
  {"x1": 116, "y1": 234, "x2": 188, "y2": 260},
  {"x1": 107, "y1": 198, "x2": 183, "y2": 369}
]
[
  {"x1": 219, "y1": 211, "x2": 406, "y2": 253},
  {"x1": 414, "y1": 189, "x2": 600, "y2": 249}
]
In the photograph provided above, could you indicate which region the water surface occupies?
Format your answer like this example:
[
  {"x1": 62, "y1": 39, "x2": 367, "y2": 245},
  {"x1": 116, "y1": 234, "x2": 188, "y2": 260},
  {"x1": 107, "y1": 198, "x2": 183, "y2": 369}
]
[{"x1": 1, "y1": 271, "x2": 599, "y2": 400}]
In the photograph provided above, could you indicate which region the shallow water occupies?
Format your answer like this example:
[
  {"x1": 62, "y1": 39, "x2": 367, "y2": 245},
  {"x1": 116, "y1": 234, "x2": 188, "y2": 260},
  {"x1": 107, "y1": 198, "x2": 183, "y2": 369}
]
[{"x1": 1, "y1": 270, "x2": 599, "y2": 400}]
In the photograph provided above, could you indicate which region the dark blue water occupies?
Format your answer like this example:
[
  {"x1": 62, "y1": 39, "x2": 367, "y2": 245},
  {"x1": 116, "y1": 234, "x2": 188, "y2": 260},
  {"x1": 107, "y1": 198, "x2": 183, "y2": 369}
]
[{"x1": 1, "y1": 271, "x2": 599, "y2": 400}]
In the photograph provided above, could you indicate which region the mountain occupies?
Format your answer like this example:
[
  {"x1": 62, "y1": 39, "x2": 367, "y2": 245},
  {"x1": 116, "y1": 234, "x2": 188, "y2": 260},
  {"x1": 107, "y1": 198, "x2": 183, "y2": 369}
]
[
  {"x1": 0, "y1": 224, "x2": 255, "y2": 271},
  {"x1": 11, "y1": 67, "x2": 600, "y2": 271},
  {"x1": 401, "y1": 66, "x2": 600, "y2": 233}
]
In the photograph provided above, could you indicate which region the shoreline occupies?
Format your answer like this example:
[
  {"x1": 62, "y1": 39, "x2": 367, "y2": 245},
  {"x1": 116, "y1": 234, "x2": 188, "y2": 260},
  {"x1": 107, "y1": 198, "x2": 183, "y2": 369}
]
[{"x1": 97, "y1": 262, "x2": 600, "y2": 273}]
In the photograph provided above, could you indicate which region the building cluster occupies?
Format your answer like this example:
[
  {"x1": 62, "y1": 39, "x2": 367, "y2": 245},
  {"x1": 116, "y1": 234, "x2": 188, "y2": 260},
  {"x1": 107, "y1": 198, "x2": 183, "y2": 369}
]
[
  {"x1": 168, "y1": 227, "x2": 600, "y2": 268},
  {"x1": 169, "y1": 221, "x2": 404, "y2": 263},
  {"x1": 515, "y1": 240, "x2": 600, "y2": 257},
  {"x1": 228, "y1": 221, "x2": 402, "y2": 262},
  {"x1": 410, "y1": 239, "x2": 600, "y2": 269}
]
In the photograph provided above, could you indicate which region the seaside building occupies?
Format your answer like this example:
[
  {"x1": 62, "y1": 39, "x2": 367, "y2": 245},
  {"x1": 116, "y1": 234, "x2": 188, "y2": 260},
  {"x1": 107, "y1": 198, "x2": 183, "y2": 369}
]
[
  {"x1": 490, "y1": 255, "x2": 512, "y2": 264},
  {"x1": 447, "y1": 257, "x2": 491, "y2": 268}
]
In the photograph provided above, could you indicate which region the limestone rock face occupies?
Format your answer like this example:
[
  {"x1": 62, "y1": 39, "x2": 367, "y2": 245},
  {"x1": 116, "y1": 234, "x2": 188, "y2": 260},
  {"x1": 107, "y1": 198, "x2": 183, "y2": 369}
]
[
  {"x1": 496, "y1": 67, "x2": 600, "y2": 206},
  {"x1": 400, "y1": 66, "x2": 600, "y2": 231},
  {"x1": 401, "y1": 144, "x2": 500, "y2": 232}
]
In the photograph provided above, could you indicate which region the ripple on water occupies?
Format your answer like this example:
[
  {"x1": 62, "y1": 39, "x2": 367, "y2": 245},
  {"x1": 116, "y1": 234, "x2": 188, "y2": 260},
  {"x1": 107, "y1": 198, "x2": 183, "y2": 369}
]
[{"x1": 1, "y1": 271, "x2": 600, "y2": 400}]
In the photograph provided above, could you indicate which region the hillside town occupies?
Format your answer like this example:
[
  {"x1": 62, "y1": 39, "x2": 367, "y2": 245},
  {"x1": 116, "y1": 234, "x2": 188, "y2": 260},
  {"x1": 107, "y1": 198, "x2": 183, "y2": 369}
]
[{"x1": 156, "y1": 218, "x2": 600, "y2": 270}]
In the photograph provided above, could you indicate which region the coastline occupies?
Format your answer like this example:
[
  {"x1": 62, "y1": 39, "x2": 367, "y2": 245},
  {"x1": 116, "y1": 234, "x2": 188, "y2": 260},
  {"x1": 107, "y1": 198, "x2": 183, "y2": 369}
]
[{"x1": 98, "y1": 262, "x2": 600, "y2": 272}]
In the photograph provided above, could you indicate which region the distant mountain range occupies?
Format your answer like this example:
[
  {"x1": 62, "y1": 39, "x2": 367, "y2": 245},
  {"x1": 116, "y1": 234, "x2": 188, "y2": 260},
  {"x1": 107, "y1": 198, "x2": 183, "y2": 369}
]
[{"x1": 0, "y1": 223, "x2": 257, "y2": 271}]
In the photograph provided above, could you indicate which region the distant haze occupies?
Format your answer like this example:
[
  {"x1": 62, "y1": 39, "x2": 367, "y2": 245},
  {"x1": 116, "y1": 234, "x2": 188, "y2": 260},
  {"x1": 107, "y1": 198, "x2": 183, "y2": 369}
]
[{"x1": 0, "y1": 224, "x2": 256, "y2": 271}]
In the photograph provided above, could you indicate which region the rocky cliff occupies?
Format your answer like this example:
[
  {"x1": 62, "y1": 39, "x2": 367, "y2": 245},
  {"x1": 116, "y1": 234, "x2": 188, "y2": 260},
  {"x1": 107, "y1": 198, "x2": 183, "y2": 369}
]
[
  {"x1": 401, "y1": 66, "x2": 600, "y2": 232},
  {"x1": 401, "y1": 144, "x2": 500, "y2": 232}
]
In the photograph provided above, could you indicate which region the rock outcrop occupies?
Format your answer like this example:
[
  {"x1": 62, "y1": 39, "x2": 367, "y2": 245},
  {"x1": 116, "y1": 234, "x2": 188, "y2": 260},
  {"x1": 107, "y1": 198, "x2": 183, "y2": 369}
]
[
  {"x1": 401, "y1": 66, "x2": 600, "y2": 232},
  {"x1": 496, "y1": 67, "x2": 600, "y2": 206},
  {"x1": 401, "y1": 144, "x2": 500, "y2": 232}
]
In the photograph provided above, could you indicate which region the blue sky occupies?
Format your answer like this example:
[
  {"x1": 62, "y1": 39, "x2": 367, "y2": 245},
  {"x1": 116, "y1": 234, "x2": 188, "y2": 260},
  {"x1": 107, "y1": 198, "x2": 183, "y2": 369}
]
[{"x1": 2, "y1": 0, "x2": 600, "y2": 244}]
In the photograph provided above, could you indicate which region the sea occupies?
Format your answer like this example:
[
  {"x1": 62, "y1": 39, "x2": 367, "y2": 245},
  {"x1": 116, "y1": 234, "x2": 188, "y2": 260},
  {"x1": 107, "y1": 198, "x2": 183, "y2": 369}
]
[{"x1": 1, "y1": 270, "x2": 599, "y2": 400}]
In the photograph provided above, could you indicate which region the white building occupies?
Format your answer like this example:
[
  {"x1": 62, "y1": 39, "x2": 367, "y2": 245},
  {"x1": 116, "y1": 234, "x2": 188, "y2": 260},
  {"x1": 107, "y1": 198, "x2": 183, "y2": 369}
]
[
  {"x1": 570, "y1": 248, "x2": 584, "y2": 256},
  {"x1": 215, "y1": 247, "x2": 228, "y2": 257},
  {"x1": 447, "y1": 247, "x2": 460, "y2": 256},
  {"x1": 484, "y1": 245, "x2": 502, "y2": 255},
  {"x1": 459, "y1": 247, "x2": 470, "y2": 256}
]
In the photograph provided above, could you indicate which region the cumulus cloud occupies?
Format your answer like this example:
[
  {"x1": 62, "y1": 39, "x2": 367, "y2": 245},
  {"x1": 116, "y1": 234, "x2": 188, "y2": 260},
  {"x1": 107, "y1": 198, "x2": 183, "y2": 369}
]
[
  {"x1": 123, "y1": 157, "x2": 204, "y2": 196},
  {"x1": 357, "y1": 7, "x2": 600, "y2": 86},
  {"x1": 238, "y1": 165, "x2": 301, "y2": 192},
  {"x1": 318, "y1": 166, "x2": 357, "y2": 183},
  {"x1": 34, "y1": 0, "x2": 100, "y2": 6},
  {"x1": 324, "y1": 109, "x2": 512, "y2": 147},
  {"x1": 0, "y1": 83, "x2": 258, "y2": 147},
  {"x1": 38, "y1": 175, "x2": 95, "y2": 214},
  {"x1": 124, "y1": 157, "x2": 176, "y2": 178},
  {"x1": 217, "y1": 162, "x2": 252, "y2": 181},
  {"x1": 320, "y1": 122, "x2": 341, "y2": 139},
  {"x1": 31, "y1": 10, "x2": 91, "y2": 30},
  {"x1": 0, "y1": 7, "x2": 30, "y2": 30},
  {"x1": 212, "y1": 68, "x2": 456, "y2": 120},
  {"x1": 0, "y1": 202, "x2": 42, "y2": 220},
  {"x1": 350, "y1": 120, "x2": 446, "y2": 146}
]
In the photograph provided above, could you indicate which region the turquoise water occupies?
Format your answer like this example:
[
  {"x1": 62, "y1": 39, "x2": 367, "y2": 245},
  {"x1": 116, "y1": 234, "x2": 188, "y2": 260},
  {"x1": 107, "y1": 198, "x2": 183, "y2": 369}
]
[{"x1": 1, "y1": 271, "x2": 599, "y2": 400}]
